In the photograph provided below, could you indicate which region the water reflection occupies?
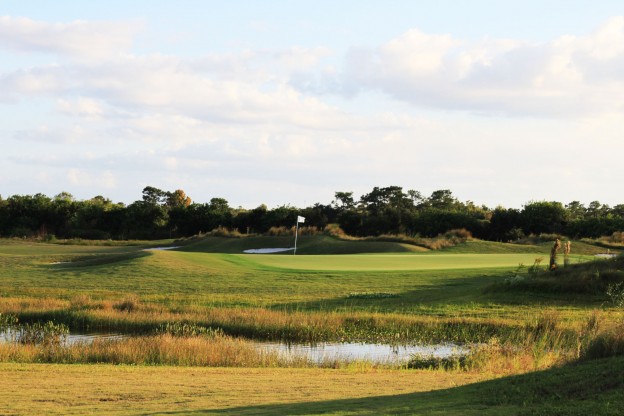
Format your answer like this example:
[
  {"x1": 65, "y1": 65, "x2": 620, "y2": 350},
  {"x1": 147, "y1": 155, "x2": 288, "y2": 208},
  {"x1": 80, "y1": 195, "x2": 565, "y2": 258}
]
[
  {"x1": 254, "y1": 342, "x2": 469, "y2": 364},
  {"x1": 1, "y1": 329, "x2": 470, "y2": 365},
  {"x1": 0, "y1": 330, "x2": 125, "y2": 345}
]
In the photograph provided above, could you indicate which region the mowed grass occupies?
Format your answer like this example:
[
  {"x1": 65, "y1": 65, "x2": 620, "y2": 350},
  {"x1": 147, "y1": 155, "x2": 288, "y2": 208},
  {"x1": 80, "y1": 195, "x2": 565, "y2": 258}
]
[
  {"x1": 1, "y1": 356, "x2": 623, "y2": 415},
  {"x1": 0, "y1": 238, "x2": 608, "y2": 316},
  {"x1": 228, "y1": 253, "x2": 574, "y2": 272}
]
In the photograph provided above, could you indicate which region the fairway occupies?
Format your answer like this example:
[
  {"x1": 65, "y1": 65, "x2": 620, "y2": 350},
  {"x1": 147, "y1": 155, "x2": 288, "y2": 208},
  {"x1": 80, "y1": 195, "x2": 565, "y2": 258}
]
[{"x1": 231, "y1": 252, "x2": 560, "y2": 271}]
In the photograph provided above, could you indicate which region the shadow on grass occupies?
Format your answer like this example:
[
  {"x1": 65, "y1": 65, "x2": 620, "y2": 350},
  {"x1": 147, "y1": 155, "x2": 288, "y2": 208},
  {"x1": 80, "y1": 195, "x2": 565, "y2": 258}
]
[
  {"x1": 271, "y1": 270, "x2": 601, "y2": 314},
  {"x1": 147, "y1": 356, "x2": 624, "y2": 415}
]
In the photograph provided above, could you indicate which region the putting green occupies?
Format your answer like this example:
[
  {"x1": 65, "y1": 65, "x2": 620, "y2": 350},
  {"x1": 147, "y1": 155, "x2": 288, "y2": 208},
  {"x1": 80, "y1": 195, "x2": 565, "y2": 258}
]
[{"x1": 227, "y1": 253, "x2": 570, "y2": 272}]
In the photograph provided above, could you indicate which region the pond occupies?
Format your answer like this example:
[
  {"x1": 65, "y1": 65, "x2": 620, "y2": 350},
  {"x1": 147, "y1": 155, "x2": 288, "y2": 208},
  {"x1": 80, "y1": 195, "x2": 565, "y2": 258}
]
[
  {"x1": 0, "y1": 330, "x2": 125, "y2": 345},
  {"x1": 1, "y1": 329, "x2": 470, "y2": 364},
  {"x1": 254, "y1": 341, "x2": 470, "y2": 364}
]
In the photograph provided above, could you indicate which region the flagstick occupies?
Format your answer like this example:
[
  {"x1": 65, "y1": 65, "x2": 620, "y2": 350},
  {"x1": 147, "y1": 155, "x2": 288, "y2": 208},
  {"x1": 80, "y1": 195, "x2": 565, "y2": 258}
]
[{"x1": 294, "y1": 219, "x2": 299, "y2": 255}]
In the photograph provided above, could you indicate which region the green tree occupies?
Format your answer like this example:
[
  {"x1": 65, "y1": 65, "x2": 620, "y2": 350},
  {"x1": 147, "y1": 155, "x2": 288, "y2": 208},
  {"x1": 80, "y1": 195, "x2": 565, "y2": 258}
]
[{"x1": 520, "y1": 201, "x2": 568, "y2": 235}]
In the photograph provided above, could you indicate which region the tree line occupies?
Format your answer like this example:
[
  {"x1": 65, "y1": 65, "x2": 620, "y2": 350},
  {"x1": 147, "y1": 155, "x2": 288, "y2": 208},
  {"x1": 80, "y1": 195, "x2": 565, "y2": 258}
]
[{"x1": 0, "y1": 186, "x2": 623, "y2": 241}]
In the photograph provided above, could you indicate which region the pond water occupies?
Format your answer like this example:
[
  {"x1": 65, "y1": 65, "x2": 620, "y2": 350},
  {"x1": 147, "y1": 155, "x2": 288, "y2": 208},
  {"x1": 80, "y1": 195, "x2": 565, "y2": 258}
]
[
  {"x1": 1, "y1": 329, "x2": 469, "y2": 364},
  {"x1": 253, "y1": 341, "x2": 469, "y2": 364},
  {"x1": 0, "y1": 330, "x2": 125, "y2": 345}
]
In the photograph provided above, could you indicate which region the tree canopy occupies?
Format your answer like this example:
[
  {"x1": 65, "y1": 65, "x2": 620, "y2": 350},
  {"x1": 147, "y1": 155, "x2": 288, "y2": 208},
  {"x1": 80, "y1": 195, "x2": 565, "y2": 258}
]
[{"x1": 0, "y1": 186, "x2": 623, "y2": 241}]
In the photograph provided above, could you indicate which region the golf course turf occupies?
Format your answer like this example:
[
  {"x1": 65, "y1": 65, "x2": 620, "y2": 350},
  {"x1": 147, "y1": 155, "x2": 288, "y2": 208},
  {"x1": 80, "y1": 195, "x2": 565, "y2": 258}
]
[{"x1": 0, "y1": 236, "x2": 622, "y2": 415}]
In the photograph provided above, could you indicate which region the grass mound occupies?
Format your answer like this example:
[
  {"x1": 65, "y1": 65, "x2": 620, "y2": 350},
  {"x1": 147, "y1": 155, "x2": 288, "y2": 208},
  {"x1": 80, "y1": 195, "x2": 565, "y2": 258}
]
[{"x1": 177, "y1": 235, "x2": 429, "y2": 254}]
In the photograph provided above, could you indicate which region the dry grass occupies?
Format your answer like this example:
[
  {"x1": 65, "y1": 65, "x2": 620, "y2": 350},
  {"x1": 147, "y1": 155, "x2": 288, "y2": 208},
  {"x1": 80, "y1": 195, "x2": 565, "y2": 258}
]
[{"x1": 0, "y1": 363, "x2": 489, "y2": 415}]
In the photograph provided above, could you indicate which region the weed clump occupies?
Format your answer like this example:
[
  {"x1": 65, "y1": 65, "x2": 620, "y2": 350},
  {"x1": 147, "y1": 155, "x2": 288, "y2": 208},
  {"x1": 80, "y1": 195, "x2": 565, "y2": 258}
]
[
  {"x1": 605, "y1": 282, "x2": 624, "y2": 307},
  {"x1": 156, "y1": 321, "x2": 224, "y2": 338},
  {"x1": 581, "y1": 323, "x2": 624, "y2": 360},
  {"x1": 113, "y1": 296, "x2": 140, "y2": 313}
]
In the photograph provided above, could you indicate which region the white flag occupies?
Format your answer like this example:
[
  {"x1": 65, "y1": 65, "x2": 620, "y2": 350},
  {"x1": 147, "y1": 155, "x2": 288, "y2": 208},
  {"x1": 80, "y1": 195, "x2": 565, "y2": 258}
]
[{"x1": 297, "y1": 216, "x2": 305, "y2": 223}]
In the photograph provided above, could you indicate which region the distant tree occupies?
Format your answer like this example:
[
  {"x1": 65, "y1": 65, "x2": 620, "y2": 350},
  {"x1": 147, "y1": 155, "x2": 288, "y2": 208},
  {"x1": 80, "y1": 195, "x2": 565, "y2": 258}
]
[
  {"x1": 54, "y1": 192, "x2": 75, "y2": 202},
  {"x1": 360, "y1": 186, "x2": 410, "y2": 212},
  {"x1": 489, "y1": 207, "x2": 522, "y2": 241},
  {"x1": 142, "y1": 186, "x2": 168, "y2": 205},
  {"x1": 426, "y1": 189, "x2": 457, "y2": 210},
  {"x1": 299, "y1": 203, "x2": 334, "y2": 229},
  {"x1": 565, "y1": 201, "x2": 586, "y2": 221},
  {"x1": 586, "y1": 201, "x2": 606, "y2": 219},
  {"x1": 407, "y1": 190, "x2": 425, "y2": 207},
  {"x1": 332, "y1": 192, "x2": 355, "y2": 210},
  {"x1": 612, "y1": 204, "x2": 624, "y2": 219},
  {"x1": 520, "y1": 201, "x2": 568, "y2": 235},
  {"x1": 125, "y1": 200, "x2": 168, "y2": 239},
  {"x1": 166, "y1": 189, "x2": 192, "y2": 208}
]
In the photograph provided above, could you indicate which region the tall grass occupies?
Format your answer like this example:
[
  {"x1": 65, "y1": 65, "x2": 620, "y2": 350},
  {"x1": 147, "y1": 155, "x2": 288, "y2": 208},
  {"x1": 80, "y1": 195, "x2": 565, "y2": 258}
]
[
  {"x1": 0, "y1": 312, "x2": 616, "y2": 373},
  {"x1": 3, "y1": 301, "x2": 584, "y2": 348}
]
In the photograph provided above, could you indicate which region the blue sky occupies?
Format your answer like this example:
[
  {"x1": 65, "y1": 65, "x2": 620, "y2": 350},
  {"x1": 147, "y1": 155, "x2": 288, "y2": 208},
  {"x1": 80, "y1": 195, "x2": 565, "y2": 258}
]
[{"x1": 1, "y1": 1, "x2": 624, "y2": 208}]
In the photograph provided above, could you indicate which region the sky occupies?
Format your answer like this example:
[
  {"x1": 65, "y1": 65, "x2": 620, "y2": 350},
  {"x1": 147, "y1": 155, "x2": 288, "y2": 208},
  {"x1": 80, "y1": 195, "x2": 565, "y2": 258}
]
[{"x1": 1, "y1": 0, "x2": 624, "y2": 209}]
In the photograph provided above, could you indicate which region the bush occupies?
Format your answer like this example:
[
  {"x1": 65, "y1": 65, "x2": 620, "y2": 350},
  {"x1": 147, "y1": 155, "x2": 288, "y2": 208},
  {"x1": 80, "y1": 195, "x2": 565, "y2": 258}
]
[
  {"x1": 207, "y1": 227, "x2": 245, "y2": 238},
  {"x1": 610, "y1": 231, "x2": 624, "y2": 244},
  {"x1": 266, "y1": 226, "x2": 319, "y2": 236},
  {"x1": 323, "y1": 224, "x2": 348, "y2": 238}
]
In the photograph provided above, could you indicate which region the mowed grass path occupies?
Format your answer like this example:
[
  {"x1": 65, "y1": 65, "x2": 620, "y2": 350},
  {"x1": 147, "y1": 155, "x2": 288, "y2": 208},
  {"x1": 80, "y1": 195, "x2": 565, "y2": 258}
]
[{"x1": 224, "y1": 253, "x2": 554, "y2": 271}]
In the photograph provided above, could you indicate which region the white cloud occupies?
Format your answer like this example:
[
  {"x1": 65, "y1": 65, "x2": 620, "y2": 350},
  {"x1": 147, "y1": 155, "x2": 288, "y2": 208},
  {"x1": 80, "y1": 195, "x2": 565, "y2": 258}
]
[
  {"x1": 334, "y1": 17, "x2": 624, "y2": 117},
  {"x1": 2, "y1": 15, "x2": 624, "y2": 207},
  {"x1": 56, "y1": 97, "x2": 105, "y2": 119},
  {"x1": 0, "y1": 15, "x2": 141, "y2": 58}
]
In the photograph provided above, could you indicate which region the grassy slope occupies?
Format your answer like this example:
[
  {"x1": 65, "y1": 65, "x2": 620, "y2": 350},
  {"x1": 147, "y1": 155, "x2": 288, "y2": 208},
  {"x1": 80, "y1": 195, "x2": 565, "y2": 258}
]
[
  {"x1": 0, "y1": 356, "x2": 622, "y2": 415},
  {"x1": 178, "y1": 235, "x2": 430, "y2": 254}
]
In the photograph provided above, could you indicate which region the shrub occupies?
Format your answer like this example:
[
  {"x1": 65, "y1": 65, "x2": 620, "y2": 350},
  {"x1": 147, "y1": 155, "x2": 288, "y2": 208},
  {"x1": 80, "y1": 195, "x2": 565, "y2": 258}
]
[
  {"x1": 266, "y1": 226, "x2": 319, "y2": 236},
  {"x1": 323, "y1": 224, "x2": 348, "y2": 238},
  {"x1": 207, "y1": 227, "x2": 245, "y2": 238},
  {"x1": 610, "y1": 231, "x2": 624, "y2": 244}
]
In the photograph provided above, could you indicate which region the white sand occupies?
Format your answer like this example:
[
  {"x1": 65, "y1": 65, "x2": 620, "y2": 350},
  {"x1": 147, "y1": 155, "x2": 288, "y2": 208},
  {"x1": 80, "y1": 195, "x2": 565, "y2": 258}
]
[{"x1": 243, "y1": 248, "x2": 294, "y2": 254}]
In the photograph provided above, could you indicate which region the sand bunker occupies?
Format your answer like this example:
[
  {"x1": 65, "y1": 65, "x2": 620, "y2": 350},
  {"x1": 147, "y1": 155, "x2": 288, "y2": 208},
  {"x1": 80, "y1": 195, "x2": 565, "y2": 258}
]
[{"x1": 243, "y1": 248, "x2": 294, "y2": 254}]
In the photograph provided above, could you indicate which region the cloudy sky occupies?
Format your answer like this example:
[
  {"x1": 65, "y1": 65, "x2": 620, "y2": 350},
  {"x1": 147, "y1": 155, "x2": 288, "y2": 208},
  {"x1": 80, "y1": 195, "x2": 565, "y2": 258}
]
[{"x1": 1, "y1": 1, "x2": 624, "y2": 208}]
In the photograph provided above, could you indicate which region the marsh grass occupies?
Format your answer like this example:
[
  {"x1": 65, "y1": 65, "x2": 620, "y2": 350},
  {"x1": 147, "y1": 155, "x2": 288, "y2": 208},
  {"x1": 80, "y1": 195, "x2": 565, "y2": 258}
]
[
  {"x1": 8, "y1": 307, "x2": 526, "y2": 344},
  {"x1": 1, "y1": 310, "x2": 622, "y2": 373}
]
